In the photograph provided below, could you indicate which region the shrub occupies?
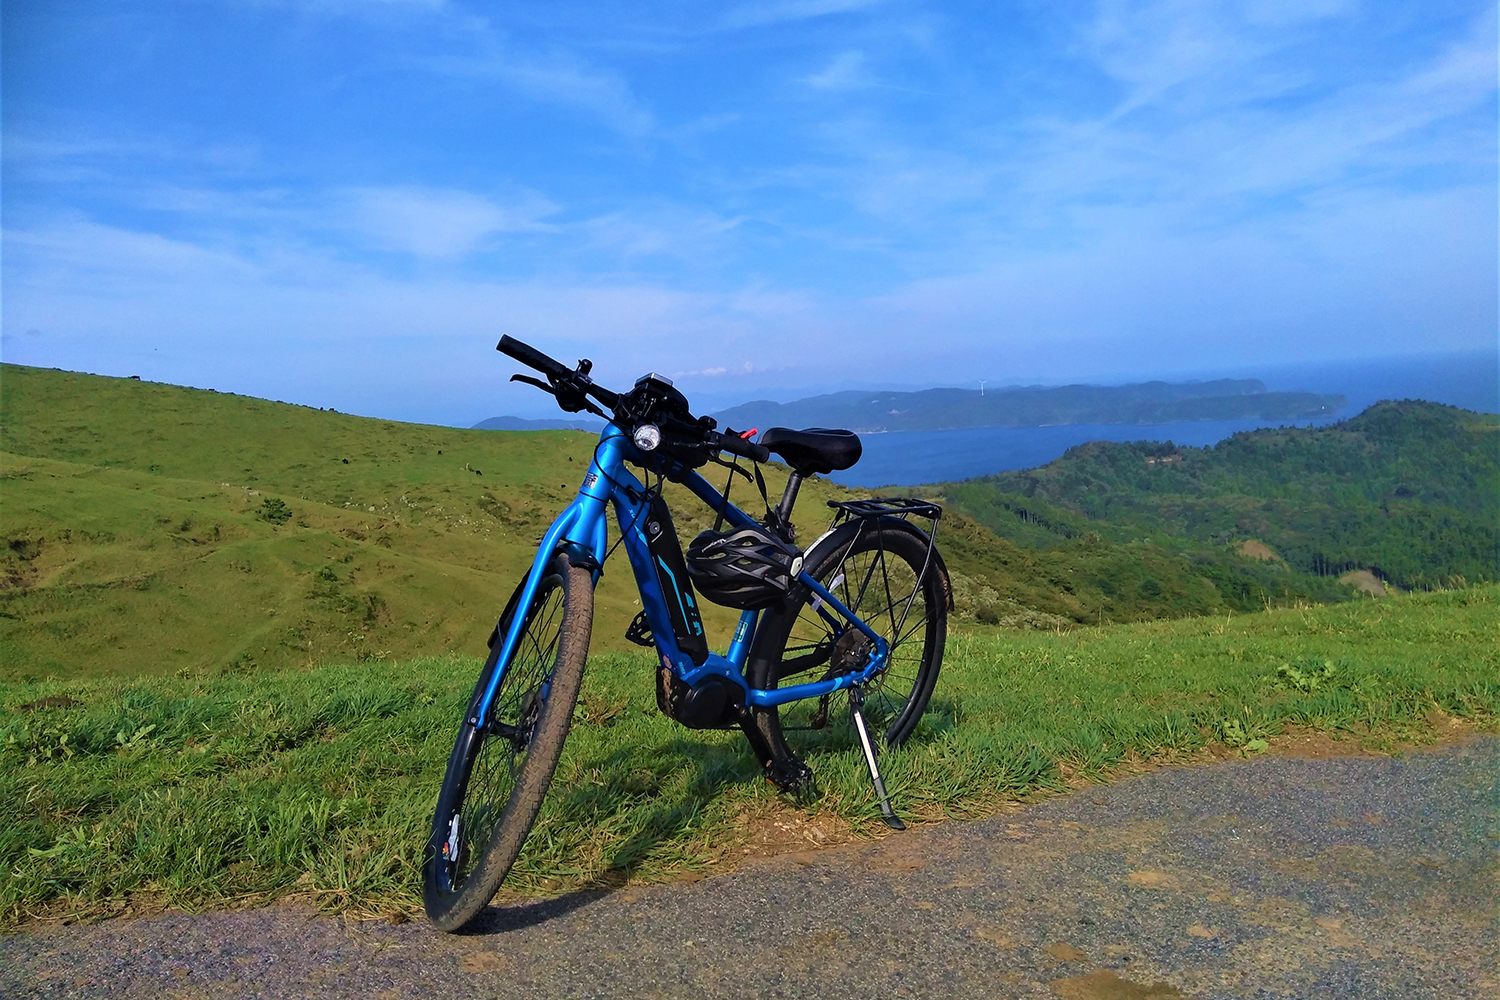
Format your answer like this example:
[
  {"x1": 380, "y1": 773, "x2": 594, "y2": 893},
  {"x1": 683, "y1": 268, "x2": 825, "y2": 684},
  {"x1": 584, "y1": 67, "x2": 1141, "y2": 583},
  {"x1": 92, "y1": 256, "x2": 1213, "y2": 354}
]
[{"x1": 257, "y1": 498, "x2": 292, "y2": 525}]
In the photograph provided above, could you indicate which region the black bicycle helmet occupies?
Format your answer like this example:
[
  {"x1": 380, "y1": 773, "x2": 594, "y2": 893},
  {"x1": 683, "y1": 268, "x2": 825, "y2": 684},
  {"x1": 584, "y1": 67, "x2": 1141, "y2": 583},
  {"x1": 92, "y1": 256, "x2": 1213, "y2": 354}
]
[{"x1": 685, "y1": 525, "x2": 804, "y2": 610}]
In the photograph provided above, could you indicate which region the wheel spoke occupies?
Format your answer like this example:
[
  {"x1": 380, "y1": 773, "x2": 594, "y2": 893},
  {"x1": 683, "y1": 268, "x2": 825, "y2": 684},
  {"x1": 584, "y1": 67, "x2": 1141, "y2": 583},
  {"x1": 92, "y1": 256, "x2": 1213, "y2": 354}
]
[
  {"x1": 848, "y1": 550, "x2": 881, "y2": 618},
  {"x1": 875, "y1": 544, "x2": 901, "y2": 643},
  {"x1": 764, "y1": 529, "x2": 943, "y2": 753}
]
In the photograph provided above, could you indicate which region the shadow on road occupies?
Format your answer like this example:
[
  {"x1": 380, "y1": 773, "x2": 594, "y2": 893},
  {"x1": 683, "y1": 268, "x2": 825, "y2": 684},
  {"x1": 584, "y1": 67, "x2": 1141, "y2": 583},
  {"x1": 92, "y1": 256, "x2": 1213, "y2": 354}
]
[
  {"x1": 462, "y1": 889, "x2": 609, "y2": 936},
  {"x1": 462, "y1": 735, "x2": 761, "y2": 936}
]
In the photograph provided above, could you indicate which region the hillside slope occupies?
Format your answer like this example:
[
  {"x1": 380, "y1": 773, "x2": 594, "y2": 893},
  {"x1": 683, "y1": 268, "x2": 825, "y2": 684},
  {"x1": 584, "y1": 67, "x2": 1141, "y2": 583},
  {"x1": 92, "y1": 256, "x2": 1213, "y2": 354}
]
[
  {"x1": 0, "y1": 366, "x2": 1377, "y2": 681},
  {"x1": 0, "y1": 366, "x2": 638, "y2": 679},
  {"x1": 0, "y1": 365, "x2": 1014, "y2": 680},
  {"x1": 938, "y1": 401, "x2": 1499, "y2": 589}
]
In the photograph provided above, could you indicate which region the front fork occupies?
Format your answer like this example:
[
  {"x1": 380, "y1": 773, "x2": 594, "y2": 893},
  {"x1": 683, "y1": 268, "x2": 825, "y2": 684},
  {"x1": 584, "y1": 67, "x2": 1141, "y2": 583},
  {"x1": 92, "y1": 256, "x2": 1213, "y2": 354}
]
[{"x1": 472, "y1": 498, "x2": 608, "y2": 729}]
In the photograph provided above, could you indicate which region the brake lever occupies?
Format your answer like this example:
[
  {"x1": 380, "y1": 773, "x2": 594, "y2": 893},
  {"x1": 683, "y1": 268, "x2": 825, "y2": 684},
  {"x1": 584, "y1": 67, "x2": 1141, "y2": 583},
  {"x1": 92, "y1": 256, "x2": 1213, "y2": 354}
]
[
  {"x1": 551, "y1": 379, "x2": 609, "y2": 418},
  {"x1": 510, "y1": 373, "x2": 557, "y2": 396},
  {"x1": 574, "y1": 397, "x2": 609, "y2": 419}
]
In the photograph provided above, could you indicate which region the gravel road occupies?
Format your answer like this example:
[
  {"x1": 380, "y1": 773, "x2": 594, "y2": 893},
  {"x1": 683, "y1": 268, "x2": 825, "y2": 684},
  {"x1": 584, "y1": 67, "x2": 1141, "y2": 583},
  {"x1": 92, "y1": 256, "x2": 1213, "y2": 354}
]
[{"x1": 5, "y1": 737, "x2": 1497, "y2": 1000}]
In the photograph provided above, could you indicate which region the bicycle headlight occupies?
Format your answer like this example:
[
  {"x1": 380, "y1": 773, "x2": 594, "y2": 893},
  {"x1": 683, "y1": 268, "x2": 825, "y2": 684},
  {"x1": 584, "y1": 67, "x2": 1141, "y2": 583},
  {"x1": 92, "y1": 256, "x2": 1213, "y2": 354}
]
[{"x1": 632, "y1": 424, "x2": 661, "y2": 452}]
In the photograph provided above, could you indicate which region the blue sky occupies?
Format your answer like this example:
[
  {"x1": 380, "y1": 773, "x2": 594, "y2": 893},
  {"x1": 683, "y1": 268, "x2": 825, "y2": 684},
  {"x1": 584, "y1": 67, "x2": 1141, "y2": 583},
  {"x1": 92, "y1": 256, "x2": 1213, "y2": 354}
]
[{"x1": 3, "y1": 0, "x2": 1496, "y2": 423}]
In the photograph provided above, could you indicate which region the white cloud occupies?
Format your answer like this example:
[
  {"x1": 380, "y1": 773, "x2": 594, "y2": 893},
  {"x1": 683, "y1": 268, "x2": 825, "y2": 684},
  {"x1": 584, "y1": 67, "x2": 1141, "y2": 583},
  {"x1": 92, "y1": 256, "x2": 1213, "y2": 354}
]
[
  {"x1": 805, "y1": 51, "x2": 872, "y2": 90},
  {"x1": 497, "y1": 54, "x2": 655, "y2": 137},
  {"x1": 340, "y1": 186, "x2": 557, "y2": 258},
  {"x1": 4, "y1": 0, "x2": 1493, "y2": 417},
  {"x1": 582, "y1": 205, "x2": 747, "y2": 263},
  {"x1": 0, "y1": 214, "x2": 790, "y2": 420},
  {"x1": 419, "y1": 43, "x2": 654, "y2": 137},
  {"x1": 720, "y1": 0, "x2": 885, "y2": 31},
  {"x1": 1241, "y1": 0, "x2": 1354, "y2": 28},
  {"x1": 764, "y1": 2, "x2": 1496, "y2": 272},
  {"x1": 4, "y1": 168, "x2": 562, "y2": 263}
]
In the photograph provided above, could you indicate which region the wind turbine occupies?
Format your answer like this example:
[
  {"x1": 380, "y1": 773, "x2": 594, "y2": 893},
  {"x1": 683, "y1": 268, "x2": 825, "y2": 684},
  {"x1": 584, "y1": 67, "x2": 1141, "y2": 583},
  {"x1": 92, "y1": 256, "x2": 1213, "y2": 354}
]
[{"x1": 977, "y1": 379, "x2": 987, "y2": 397}]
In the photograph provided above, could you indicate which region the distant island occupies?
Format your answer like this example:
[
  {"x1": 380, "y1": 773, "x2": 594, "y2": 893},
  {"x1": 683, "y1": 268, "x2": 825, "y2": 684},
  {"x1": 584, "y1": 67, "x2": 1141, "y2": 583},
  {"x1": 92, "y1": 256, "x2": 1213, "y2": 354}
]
[
  {"x1": 472, "y1": 415, "x2": 603, "y2": 431},
  {"x1": 712, "y1": 379, "x2": 1345, "y2": 433}
]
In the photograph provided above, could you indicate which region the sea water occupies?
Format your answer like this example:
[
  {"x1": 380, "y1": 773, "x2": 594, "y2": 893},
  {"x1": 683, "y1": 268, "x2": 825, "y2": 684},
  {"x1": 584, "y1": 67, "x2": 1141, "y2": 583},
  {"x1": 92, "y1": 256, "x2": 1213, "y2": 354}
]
[{"x1": 827, "y1": 351, "x2": 1498, "y2": 488}]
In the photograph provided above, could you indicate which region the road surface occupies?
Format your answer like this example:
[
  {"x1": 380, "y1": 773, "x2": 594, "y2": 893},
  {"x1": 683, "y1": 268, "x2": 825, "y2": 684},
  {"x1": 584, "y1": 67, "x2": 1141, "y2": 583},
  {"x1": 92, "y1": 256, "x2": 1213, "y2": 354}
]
[{"x1": 5, "y1": 737, "x2": 1496, "y2": 999}]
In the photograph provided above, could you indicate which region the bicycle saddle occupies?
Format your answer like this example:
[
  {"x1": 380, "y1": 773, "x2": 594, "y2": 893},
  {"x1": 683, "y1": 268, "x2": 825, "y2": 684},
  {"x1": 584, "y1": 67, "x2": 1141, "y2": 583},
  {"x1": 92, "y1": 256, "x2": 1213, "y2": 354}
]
[{"x1": 759, "y1": 427, "x2": 862, "y2": 476}]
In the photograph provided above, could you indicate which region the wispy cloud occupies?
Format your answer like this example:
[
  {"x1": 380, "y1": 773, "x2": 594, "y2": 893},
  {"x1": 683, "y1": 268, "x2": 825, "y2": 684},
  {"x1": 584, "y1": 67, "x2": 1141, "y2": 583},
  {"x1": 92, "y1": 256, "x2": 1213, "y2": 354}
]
[
  {"x1": 0, "y1": 212, "x2": 794, "y2": 420},
  {"x1": 3, "y1": 0, "x2": 1493, "y2": 416},
  {"x1": 582, "y1": 205, "x2": 747, "y2": 264},
  {"x1": 340, "y1": 186, "x2": 557, "y2": 258},
  {"x1": 483, "y1": 52, "x2": 654, "y2": 137},
  {"x1": 720, "y1": 0, "x2": 886, "y2": 31},
  {"x1": 236, "y1": 0, "x2": 660, "y2": 136},
  {"x1": 805, "y1": 51, "x2": 872, "y2": 90},
  {"x1": 416, "y1": 32, "x2": 655, "y2": 136},
  {"x1": 764, "y1": 2, "x2": 1497, "y2": 271}
]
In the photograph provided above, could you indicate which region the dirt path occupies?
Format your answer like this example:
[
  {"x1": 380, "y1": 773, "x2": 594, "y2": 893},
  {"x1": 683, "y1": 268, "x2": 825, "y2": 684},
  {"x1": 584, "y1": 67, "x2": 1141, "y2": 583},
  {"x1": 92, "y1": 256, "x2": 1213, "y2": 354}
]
[{"x1": 5, "y1": 737, "x2": 1497, "y2": 1000}]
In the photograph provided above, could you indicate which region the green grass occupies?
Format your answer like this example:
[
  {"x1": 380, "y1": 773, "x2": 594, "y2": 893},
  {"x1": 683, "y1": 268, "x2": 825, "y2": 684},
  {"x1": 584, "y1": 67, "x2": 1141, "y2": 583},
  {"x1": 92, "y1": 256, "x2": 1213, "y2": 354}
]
[
  {"x1": 5, "y1": 364, "x2": 1405, "y2": 683},
  {"x1": 0, "y1": 363, "x2": 878, "y2": 679},
  {"x1": 4, "y1": 585, "x2": 1495, "y2": 925}
]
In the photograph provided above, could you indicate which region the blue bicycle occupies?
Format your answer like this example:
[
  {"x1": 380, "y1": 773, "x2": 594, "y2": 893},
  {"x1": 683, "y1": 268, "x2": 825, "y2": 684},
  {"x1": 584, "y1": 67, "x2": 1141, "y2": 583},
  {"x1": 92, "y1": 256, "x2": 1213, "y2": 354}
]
[{"x1": 423, "y1": 337, "x2": 951, "y2": 931}]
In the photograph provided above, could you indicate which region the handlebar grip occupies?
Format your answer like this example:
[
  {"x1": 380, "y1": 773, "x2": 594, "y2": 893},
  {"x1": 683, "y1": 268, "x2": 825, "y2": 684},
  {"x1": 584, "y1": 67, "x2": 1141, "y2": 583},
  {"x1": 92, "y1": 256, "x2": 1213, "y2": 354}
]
[
  {"x1": 717, "y1": 431, "x2": 771, "y2": 464},
  {"x1": 497, "y1": 335, "x2": 570, "y2": 380}
]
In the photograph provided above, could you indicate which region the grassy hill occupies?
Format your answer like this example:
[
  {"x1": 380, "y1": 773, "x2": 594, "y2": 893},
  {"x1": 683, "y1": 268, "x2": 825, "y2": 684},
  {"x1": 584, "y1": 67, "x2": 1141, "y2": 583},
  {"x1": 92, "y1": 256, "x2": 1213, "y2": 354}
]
[
  {"x1": 3, "y1": 365, "x2": 1494, "y2": 923},
  {"x1": 934, "y1": 401, "x2": 1500, "y2": 592},
  {"x1": 0, "y1": 365, "x2": 887, "y2": 680},
  {"x1": 0, "y1": 367, "x2": 1447, "y2": 682},
  {"x1": 0, "y1": 364, "x2": 1087, "y2": 680}
]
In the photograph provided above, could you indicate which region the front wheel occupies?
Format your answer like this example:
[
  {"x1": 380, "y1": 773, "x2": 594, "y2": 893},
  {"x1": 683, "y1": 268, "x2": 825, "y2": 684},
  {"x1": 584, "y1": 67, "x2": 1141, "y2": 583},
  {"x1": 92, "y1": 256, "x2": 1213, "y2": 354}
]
[
  {"x1": 749, "y1": 521, "x2": 947, "y2": 762},
  {"x1": 423, "y1": 554, "x2": 593, "y2": 932}
]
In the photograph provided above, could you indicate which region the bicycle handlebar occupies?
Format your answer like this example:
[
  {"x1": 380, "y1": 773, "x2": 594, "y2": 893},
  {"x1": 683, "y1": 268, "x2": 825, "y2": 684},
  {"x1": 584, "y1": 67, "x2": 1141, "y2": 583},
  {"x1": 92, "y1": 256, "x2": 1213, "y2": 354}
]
[
  {"x1": 714, "y1": 431, "x2": 771, "y2": 464},
  {"x1": 498, "y1": 335, "x2": 619, "y2": 410},
  {"x1": 497, "y1": 335, "x2": 571, "y2": 381},
  {"x1": 498, "y1": 333, "x2": 769, "y2": 463}
]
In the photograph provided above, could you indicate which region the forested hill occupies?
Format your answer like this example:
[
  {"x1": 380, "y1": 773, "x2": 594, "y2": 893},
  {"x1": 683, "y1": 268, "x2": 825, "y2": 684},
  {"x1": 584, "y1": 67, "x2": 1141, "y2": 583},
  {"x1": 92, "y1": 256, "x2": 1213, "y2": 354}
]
[
  {"x1": 934, "y1": 400, "x2": 1499, "y2": 590},
  {"x1": 713, "y1": 378, "x2": 1345, "y2": 433}
]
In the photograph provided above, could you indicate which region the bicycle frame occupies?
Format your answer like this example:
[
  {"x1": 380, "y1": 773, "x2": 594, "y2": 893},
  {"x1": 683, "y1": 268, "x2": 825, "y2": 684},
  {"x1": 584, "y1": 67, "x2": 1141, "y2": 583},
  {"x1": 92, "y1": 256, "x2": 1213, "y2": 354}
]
[{"x1": 474, "y1": 423, "x2": 890, "y2": 726}]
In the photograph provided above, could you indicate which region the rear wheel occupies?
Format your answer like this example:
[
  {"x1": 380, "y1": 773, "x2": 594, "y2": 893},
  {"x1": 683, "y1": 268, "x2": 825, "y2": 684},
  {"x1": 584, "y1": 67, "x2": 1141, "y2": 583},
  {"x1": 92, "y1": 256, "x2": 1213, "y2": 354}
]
[
  {"x1": 750, "y1": 522, "x2": 946, "y2": 762},
  {"x1": 423, "y1": 554, "x2": 593, "y2": 932}
]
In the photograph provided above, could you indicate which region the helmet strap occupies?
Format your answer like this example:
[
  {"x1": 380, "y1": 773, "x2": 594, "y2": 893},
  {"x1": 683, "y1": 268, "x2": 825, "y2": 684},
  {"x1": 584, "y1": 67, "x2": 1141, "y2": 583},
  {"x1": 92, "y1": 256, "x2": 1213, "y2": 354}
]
[
  {"x1": 752, "y1": 463, "x2": 775, "y2": 526},
  {"x1": 710, "y1": 455, "x2": 774, "y2": 534},
  {"x1": 713, "y1": 459, "x2": 734, "y2": 534}
]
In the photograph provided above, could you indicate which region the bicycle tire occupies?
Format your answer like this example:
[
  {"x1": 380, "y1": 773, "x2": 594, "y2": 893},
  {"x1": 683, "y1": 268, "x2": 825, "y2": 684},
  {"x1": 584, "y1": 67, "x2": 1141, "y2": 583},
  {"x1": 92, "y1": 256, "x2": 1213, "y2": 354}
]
[
  {"x1": 423, "y1": 553, "x2": 593, "y2": 932},
  {"x1": 749, "y1": 521, "x2": 946, "y2": 760}
]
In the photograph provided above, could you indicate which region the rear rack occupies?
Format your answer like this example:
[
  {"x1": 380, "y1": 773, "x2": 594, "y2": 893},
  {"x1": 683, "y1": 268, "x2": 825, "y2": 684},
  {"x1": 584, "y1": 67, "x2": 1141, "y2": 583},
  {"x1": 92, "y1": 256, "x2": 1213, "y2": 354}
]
[
  {"x1": 826, "y1": 496, "x2": 943, "y2": 521},
  {"x1": 825, "y1": 497, "x2": 944, "y2": 618}
]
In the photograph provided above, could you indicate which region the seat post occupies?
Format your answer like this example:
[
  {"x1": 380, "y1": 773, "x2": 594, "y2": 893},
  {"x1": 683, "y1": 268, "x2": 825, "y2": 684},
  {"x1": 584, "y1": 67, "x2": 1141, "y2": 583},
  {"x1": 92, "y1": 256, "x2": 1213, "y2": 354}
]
[{"x1": 774, "y1": 471, "x2": 803, "y2": 542}]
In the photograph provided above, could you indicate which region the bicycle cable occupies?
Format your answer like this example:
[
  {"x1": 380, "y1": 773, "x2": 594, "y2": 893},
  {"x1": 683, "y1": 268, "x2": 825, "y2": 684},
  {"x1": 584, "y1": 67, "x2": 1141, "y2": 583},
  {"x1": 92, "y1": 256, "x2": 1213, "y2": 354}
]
[
  {"x1": 589, "y1": 429, "x2": 634, "y2": 499},
  {"x1": 596, "y1": 464, "x2": 663, "y2": 570}
]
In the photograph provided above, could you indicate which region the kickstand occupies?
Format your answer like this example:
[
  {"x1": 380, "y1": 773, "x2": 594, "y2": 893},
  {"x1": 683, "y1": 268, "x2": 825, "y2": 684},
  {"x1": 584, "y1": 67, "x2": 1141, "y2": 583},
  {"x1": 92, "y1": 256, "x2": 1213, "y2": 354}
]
[{"x1": 849, "y1": 686, "x2": 905, "y2": 831}]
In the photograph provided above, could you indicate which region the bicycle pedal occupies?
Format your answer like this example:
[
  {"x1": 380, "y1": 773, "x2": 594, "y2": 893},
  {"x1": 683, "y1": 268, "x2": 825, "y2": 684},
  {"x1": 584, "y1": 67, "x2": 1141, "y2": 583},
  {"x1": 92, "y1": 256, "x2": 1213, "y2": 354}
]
[
  {"x1": 763, "y1": 755, "x2": 814, "y2": 794},
  {"x1": 625, "y1": 610, "x2": 654, "y2": 647}
]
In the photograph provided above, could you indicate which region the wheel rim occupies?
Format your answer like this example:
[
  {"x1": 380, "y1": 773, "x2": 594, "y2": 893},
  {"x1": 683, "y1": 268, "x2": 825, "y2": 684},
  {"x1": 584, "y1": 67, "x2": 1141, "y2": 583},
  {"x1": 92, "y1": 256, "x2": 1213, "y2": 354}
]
[
  {"x1": 441, "y1": 575, "x2": 566, "y2": 893},
  {"x1": 776, "y1": 539, "x2": 933, "y2": 744}
]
